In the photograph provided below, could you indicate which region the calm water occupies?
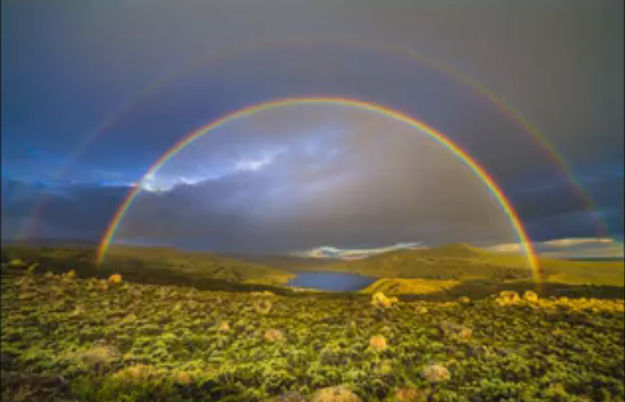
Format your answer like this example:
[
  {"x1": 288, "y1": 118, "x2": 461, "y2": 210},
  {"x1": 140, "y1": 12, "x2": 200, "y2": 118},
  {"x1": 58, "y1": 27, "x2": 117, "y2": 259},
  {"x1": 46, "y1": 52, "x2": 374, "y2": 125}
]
[{"x1": 288, "y1": 271, "x2": 376, "y2": 291}]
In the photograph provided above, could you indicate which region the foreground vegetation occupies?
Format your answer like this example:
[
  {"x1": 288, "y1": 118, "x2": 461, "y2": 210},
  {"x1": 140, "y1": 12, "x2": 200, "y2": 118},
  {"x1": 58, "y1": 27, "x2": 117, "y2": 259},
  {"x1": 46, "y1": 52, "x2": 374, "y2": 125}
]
[{"x1": 2, "y1": 262, "x2": 623, "y2": 401}]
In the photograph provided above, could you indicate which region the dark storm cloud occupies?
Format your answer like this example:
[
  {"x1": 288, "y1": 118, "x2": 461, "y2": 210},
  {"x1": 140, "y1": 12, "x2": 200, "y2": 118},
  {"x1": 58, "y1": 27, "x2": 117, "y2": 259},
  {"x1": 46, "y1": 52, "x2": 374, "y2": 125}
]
[
  {"x1": 1, "y1": 178, "x2": 128, "y2": 241},
  {"x1": 1, "y1": 0, "x2": 622, "y2": 245},
  {"x1": 110, "y1": 107, "x2": 520, "y2": 252}
]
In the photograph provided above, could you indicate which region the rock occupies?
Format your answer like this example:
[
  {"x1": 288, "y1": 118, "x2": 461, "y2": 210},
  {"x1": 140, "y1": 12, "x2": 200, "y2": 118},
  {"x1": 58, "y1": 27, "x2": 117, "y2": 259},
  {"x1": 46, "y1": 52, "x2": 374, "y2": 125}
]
[
  {"x1": 218, "y1": 321, "x2": 230, "y2": 332},
  {"x1": 458, "y1": 296, "x2": 471, "y2": 305},
  {"x1": 369, "y1": 335, "x2": 388, "y2": 352},
  {"x1": 310, "y1": 385, "x2": 362, "y2": 402},
  {"x1": 421, "y1": 364, "x2": 450, "y2": 383}
]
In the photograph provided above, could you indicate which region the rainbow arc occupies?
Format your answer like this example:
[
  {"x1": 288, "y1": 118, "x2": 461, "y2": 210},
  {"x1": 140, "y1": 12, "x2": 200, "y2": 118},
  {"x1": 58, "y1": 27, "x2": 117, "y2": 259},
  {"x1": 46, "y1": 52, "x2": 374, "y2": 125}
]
[{"x1": 96, "y1": 97, "x2": 542, "y2": 284}]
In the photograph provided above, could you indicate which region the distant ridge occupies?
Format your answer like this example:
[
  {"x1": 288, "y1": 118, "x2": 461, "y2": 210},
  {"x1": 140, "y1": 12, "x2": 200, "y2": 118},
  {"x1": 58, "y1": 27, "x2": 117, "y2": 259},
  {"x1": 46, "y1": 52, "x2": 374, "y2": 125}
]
[
  {"x1": 417, "y1": 243, "x2": 484, "y2": 257},
  {"x1": 1, "y1": 238, "x2": 98, "y2": 248},
  {"x1": 225, "y1": 253, "x2": 339, "y2": 271}
]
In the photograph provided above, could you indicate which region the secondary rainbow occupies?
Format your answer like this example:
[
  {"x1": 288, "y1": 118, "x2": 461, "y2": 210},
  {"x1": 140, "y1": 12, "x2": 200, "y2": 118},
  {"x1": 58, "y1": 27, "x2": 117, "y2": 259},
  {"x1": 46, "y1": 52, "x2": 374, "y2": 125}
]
[
  {"x1": 96, "y1": 97, "x2": 541, "y2": 282},
  {"x1": 21, "y1": 38, "x2": 605, "y2": 241}
]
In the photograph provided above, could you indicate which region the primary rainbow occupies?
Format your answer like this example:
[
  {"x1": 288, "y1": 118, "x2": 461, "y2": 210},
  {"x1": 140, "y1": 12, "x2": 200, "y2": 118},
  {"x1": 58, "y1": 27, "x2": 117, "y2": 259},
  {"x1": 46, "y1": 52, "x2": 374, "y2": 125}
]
[{"x1": 96, "y1": 97, "x2": 541, "y2": 282}]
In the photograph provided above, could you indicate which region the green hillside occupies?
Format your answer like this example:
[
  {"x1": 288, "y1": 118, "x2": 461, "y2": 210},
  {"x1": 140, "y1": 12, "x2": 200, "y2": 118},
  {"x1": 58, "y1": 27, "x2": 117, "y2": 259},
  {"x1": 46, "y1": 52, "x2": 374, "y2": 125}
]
[
  {"x1": 225, "y1": 253, "x2": 338, "y2": 272},
  {"x1": 2, "y1": 243, "x2": 622, "y2": 298},
  {"x1": 538, "y1": 257, "x2": 624, "y2": 286},
  {"x1": 316, "y1": 243, "x2": 622, "y2": 283},
  {"x1": 318, "y1": 243, "x2": 531, "y2": 280},
  {"x1": 1, "y1": 268, "x2": 623, "y2": 401},
  {"x1": 1, "y1": 244, "x2": 294, "y2": 288}
]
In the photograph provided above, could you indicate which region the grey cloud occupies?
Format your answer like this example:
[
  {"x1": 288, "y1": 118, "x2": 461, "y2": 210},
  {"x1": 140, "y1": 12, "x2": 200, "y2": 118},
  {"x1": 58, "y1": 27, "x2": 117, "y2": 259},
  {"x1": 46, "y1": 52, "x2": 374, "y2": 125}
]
[{"x1": 113, "y1": 105, "x2": 520, "y2": 253}]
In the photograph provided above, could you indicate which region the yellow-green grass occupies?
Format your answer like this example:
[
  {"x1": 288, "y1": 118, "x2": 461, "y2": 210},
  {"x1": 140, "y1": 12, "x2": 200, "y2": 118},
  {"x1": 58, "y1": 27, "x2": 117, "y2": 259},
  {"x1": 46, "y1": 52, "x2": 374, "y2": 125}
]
[
  {"x1": 1, "y1": 269, "x2": 623, "y2": 401},
  {"x1": 361, "y1": 278, "x2": 461, "y2": 295},
  {"x1": 538, "y1": 258, "x2": 624, "y2": 286}
]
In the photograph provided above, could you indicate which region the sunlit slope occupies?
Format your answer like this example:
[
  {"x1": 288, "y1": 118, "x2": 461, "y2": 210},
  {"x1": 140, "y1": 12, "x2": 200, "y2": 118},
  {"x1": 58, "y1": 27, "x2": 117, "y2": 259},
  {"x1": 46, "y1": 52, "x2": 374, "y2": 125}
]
[
  {"x1": 2, "y1": 245, "x2": 294, "y2": 286},
  {"x1": 320, "y1": 243, "x2": 532, "y2": 280},
  {"x1": 538, "y1": 258, "x2": 624, "y2": 286},
  {"x1": 104, "y1": 246, "x2": 294, "y2": 285},
  {"x1": 362, "y1": 278, "x2": 461, "y2": 295},
  {"x1": 322, "y1": 243, "x2": 624, "y2": 289}
]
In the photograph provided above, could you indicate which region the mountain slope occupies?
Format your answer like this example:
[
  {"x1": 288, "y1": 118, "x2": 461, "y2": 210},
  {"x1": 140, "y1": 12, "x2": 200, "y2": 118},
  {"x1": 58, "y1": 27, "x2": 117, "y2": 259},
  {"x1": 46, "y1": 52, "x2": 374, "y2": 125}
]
[{"x1": 318, "y1": 243, "x2": 532, "y2": 280}]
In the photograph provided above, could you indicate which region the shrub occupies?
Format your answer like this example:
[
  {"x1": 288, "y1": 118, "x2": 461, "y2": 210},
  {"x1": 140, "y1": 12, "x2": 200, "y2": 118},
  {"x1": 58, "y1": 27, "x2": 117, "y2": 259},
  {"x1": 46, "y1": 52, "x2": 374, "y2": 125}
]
[
  {"x1": 495, "y1": 290, "x2": 520, "y2": 306},
  {"x1": 415, "y1": 306, "x2": 429, "y2": 315},
  {"x1": 108, "y1": 274, "x2": 122, "y2": 285},
  {"x1": 64, "y1": 270, "x2": 76, "y2": 280},
  {"x1": 371, "y1": 292, "x2": 398, "y2": 309},
  {"x1": 390, "y1": 387, "x2": 428, "y2": 402},
  {"x1": 310, "y1": 385, "x2": 362, "y2": 402},
  {"x1": 9, "y1": 258, "x2": 25, "y2": 267},
  {"x1": 523, "y1": 290, "x2": 539, "y2": 303},
  {"x1": 369, "y1": 335, "x2": 388, "y2": 352},
  {"x1": 421, "y1": 364, "x2": 450, "y2": 383},
  {"x1": 76, "y1": 345, "x2": 119, "y2": 370},
  {"x1": 254, "y1": 299, "x2": 273, "y2": 315},
  {"x1": 439, "y1": 322, "x2": 471, "y2": 341},
  {"x1": 264, "y1": 329, "x2": 284, "y2": 343}
]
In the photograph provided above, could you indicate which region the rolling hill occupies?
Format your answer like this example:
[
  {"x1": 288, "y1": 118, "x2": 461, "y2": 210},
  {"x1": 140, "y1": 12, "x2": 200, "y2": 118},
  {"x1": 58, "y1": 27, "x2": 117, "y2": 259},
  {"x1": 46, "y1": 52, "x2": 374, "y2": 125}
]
[
  {"x1": 2, "y1": 242, "x2": 622, "y2": 297},
  {"x1": 316, "y1": 243, "x2": 532, "y2": 280},
  {"x1": 1, "y1": 244, "x2": 294, "y2": 288}
]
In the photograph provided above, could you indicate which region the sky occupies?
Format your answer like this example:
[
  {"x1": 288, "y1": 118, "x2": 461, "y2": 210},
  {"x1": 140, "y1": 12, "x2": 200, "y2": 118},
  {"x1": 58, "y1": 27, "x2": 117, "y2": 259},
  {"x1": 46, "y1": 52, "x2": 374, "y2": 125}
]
[{"x1": 1, "y1": 0, "x2": 623, "y2": 257}]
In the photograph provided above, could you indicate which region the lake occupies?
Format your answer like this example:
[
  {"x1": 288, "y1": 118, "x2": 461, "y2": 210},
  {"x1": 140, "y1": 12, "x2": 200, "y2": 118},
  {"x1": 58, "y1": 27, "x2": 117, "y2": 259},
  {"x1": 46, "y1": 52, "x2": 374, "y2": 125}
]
[{"x1": 288, "y1": 271, "x2": 376, "y2": 291}]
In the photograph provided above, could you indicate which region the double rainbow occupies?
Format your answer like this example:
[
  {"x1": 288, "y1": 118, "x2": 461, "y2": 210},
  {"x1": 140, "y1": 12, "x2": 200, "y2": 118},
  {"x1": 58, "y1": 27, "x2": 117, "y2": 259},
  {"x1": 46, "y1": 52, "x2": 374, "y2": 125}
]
[
  {"x1": 20, "y1": 39, "x2": 605, "y2": 241},
  {"x1": 96, "y1": 97, "x2": 541, "y2": 283}
]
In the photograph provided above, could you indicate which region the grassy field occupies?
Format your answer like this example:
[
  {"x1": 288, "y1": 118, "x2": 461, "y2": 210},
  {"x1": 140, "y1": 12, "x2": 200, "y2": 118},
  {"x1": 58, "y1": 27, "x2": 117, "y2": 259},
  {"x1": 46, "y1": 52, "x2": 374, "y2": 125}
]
[
  {"x1": 2, "y1": 265, "x2": 624, "y2": 401},
  {"x1": 1, "y1": 244, "x2": 624, "y2": 400}
]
